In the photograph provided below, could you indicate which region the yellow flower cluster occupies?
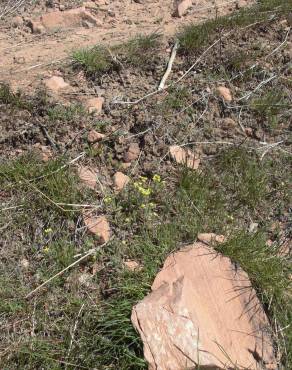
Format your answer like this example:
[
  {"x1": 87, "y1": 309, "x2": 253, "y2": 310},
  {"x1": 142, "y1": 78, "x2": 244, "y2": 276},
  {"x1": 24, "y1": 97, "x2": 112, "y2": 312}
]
[
  {"x1": 134, "y1": 182, "x2": 151, "y2": 196},
  {"x1": 104, "y1": 196, "x2": 112, "y2": 204},
  {"x1": 152, "y1": 174, "x2": 161, "y2": 183}
]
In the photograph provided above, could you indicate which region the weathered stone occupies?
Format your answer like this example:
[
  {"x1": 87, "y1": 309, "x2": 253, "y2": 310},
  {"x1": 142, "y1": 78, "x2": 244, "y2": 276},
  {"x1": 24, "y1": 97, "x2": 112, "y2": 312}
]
[
  {"x1": 173, "y1": 0, "x2": 193, "y2": 18},
  {"x1": 85, "y1": 97, "x2": 104, "y2": 115},
  {"x1": 39, "y1": 7, "x2": 101, "y2": 30},
  {"x1": 197, "y1": 233, "x2": 226, "y2": 244},
  {"x1": 44, "y1": 76, "x2": 69, "y2": 92},
  {"x1": 169, "y1": 145, "x2": 200, "y2": 170},
  {"x1": 124, "y1": 143, "x2": 140, "y2": 162},
  {"x1": 113, "y1": 172, "x2": 130, "y2": 191},
  {"x1": 78, "y1": 166, "x2": 97, "y2": 189},
  {"x1": 87, "y1": 130, "x2": 105, "y2": 143},
  {"x1": 124, "y1": 260, "x2": 141, "y2": 271},
  {"x1": 12, "y1": 16, "x2": 24, "y2": 28},
  {"x1": 83, "y1": 213, "x2": 110, "y2": 243},
  {"x1": 217, "y1": 86, "x2": 233, "y2": 102},
  {"x1": 132, "y1": 243, "x2": 276, "y2": 370},
  {"x1": 28, "y1": 20, "x2": 45, "y2": 34}
]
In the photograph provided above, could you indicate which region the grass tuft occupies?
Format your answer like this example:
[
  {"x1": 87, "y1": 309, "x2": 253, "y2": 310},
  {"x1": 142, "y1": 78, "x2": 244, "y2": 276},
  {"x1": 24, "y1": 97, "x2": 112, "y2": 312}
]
[
  {"x1": 72, "y1": 45, "x2": 114, "y2": 76},
  {"x1": 178, "y1": 0, "x2": 292, "y2": 54}
]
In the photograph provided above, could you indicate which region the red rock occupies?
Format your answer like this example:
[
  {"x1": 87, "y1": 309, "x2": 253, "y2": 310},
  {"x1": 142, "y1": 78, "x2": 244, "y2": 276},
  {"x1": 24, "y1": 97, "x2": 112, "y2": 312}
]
[
  {"x1": 217, "y1": 86, "x2": 233, "y2": 102},
  {"x1": 12, "y1": 16, "x2": 23, "y2": 28},
  {"x1": 124, "y1": 260, "x2": 141, "y2": 271},
  {"x1": 83, "y1": 213, "x2": 110, "y2": 243},
  {"x1": 113, "y1": 172, "x2": 130, "y2": 191},
  {"x1": 40, "y1": 145, "x2": 53, "y2": 162},
  {"x1": 78, "y1": 166, "x2": 97, "y2": 189},
  {"x1": 85, "y1": 97, "x2": 104, "y2": 115},
  {"x1": 124, "y1": 143, "x2": 140, "y2": 162},
  {"x1": 197, "y1": 233, "x2": 226, "y2": 244},
  {"x1": 169, "y1": 145, "x2": 200, "y2": 170},
  {"x1": 39, "y1": 7, "x2": 101, "y2": 30},
  {"x1": 44, "y1": 76, "x2": 69, "y2": 92},
  {"x1": 87, "y1": 130, "x2": 105, "y2": 143},
  {"x1": 28, "y1": 20, "x2": 45, "y2": 34},
  {"x1": 173, "y1": 0, "x2": 193, "y2": 18},
  {"x1": 132, "y1": 243, "x2": 276, "y2": 370}
]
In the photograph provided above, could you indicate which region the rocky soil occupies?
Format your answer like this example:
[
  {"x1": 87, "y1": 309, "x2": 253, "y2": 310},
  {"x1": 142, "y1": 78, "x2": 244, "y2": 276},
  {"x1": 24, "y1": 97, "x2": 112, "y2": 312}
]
[
  {"x1": 0, "y1": 0, "x2": 253, "y2": 90},
  {"x1": 0, "y1": 1, "x2": 291, "y2": 369}
]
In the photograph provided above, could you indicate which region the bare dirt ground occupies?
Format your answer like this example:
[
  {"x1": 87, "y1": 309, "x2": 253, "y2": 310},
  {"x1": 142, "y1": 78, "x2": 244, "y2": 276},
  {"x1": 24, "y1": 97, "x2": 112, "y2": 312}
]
[{"x1": 0, "y1": 0, "x2": 252, "y2": 90}]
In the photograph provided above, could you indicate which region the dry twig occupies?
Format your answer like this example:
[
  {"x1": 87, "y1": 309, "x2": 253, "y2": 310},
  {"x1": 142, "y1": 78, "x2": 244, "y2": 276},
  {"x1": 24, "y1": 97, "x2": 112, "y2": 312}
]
[{"x1": 158, "y1": 40, "x2": 179, "y2": 91}]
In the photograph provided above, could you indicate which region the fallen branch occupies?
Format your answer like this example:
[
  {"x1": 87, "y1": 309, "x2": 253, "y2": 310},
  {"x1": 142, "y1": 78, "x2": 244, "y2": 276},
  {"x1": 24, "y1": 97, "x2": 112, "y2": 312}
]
[
  {"x1": 158, "y1": 40, "x2": 179, "y2": 91},
  {"x1": 25, "y1": 240, "x2": 110, "y2": 299}
]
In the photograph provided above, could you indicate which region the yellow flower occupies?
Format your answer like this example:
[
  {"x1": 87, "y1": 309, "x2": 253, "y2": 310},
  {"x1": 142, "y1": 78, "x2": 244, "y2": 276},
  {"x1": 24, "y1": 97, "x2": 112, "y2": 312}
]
[
  {"x1": 44, "y1": 228, "x2": 53, "y2": 234},
  {"x1": 153, "y1": 174, "x2": 161, "y2": 183},
  {"x1": 104, "y1": 196, "x2": 112, "y2": 204},
  {"x1": 140, "y1": 204, "x2": 146, "y2": 209},
  {"x1": 139, "y1": 187, "x2": 151, "y2": 196},
  {"x1": 139, "y1": 176, "x2": 148, "y2": 183},
  {"x1": 125, "y1": 217, "x2": 130, "y2": 223},
  {"x1": 43, "y1": 247, "x2": 50, "y2": 253}
]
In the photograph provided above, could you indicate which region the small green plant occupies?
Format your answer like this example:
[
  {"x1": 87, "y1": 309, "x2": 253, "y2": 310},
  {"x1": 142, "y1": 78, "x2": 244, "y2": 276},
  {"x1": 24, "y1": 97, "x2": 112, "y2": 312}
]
[
  {"x1": 0, "y1": 83, "x2": 30, "y2": 109},
  {"x1": 122, "y1": 33, "x2": 161, "y2": 67},
  {"x1": 216, "y1": 148, "x2": 269, "y2": 209},
  {"x1": 178, "y1": 0, "x2": 291, "y2": 54},
  {"x1": 47, "y1": 103, "x2": 87, "y2": 122},
  {"x1": 72, "y1": 45, "x2": 114, "y2": 75},
  {"x1": 161, "y1": 86, "x2": 192, "y2": 112},
  {"x1": 251, "y1": 90, "x2": 290, "y2": 127}
]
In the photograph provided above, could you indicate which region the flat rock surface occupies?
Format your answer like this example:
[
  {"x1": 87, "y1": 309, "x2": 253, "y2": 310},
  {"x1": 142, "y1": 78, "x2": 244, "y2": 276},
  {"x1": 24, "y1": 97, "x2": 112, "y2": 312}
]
[{"x1": 132, "y1": 243, "x2": 276, "y2": 370}]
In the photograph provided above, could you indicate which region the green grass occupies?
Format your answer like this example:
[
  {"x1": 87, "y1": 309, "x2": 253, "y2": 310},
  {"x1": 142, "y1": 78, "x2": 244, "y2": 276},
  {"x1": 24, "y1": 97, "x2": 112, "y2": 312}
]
[
  {"x1": 72, "y1": 45, "x2": 114, "y2": 76},
  {"x1": 1, "y1": 2, "x2": 291, "y2": 368},
  {"x1": 47, "y1": 103, "x2": 88, "y2": 122},
  {"x1": 72, "y1": 33, "x2": 161, "y2": 77},
  {"x1": 178, "y1": 0, "x2": 292, "y2": 54},
  {"x1": 251, "y1": 90, "x2": 291, "y2": 126},
  {"x1": 121, "y1": 33, "x2": 161, "y2": 67},
  {"x1": 0, "y1": 83, "x2": 30, "y2": 110},
  {"x1": 87, "y1": 148, "x2": 291, "y2": 369},
  {"x1": 1, "y1": 140, "x2": 290, "y2": 370}
]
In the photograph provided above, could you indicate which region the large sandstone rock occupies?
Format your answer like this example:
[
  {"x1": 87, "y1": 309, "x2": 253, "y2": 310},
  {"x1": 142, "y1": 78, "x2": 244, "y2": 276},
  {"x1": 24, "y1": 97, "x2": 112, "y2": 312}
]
[
  {"x1": 39, "y1": 7, "x2": 100, "y2": 30},
  {"x1": 131, "y1": 243, "x2": 276, "y2": 370}
]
